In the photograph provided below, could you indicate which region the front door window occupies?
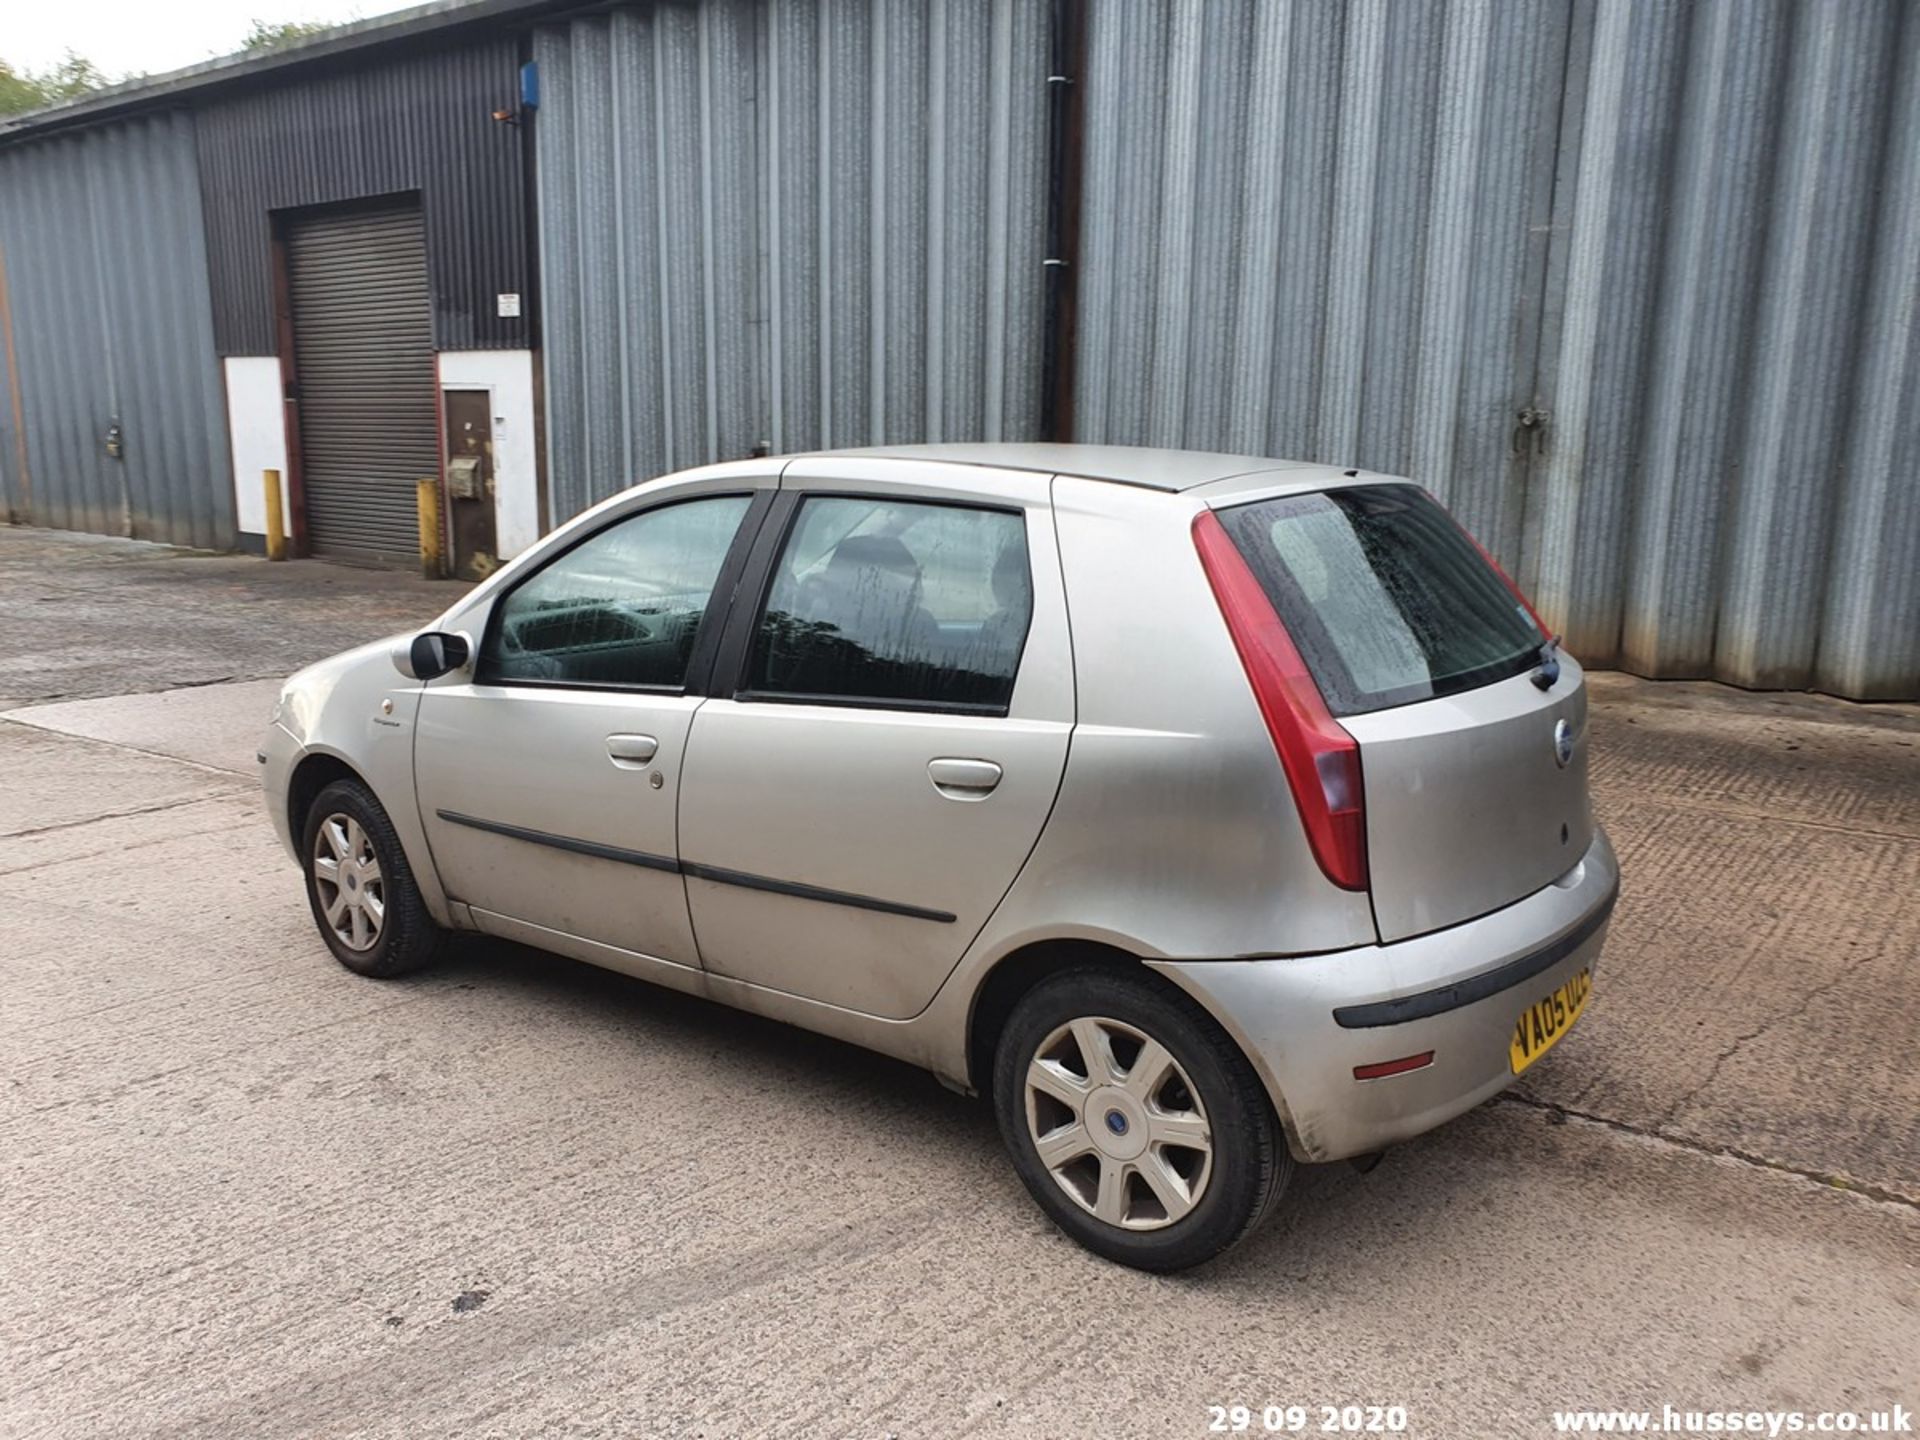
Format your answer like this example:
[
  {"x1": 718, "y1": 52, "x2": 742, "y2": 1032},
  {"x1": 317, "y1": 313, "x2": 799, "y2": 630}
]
[{"x1": 482, "y1": 495, "x2": 752, "y2": 689}]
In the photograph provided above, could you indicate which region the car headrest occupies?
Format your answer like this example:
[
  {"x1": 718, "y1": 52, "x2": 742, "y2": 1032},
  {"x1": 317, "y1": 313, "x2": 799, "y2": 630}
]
[
  {"x1": 824, "y1": 534, "x2": 921, "y2": 583},
  {"x1": 991, "y1": 542, "x2": 1030, "y2": 608}
]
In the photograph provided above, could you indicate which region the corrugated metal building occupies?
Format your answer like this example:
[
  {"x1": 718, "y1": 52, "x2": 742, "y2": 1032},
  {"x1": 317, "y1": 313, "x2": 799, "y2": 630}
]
[
  {"x1": 0, "y1": 112, "x2": 233, "y2": 548},
  {"x1": 0, "y1": 5, "x2": 549, "y2": 575},
  {"x1": 1073, "y1": 0, "x2": 1919, "y2": 700},
  {"x1": 195, "y1": 38, "x2": 530, "y2": 357},
  {"x1": 532, "y1": 0, "x2": 1049, "y2": 522},
  {"x1": 194, "y1": 31, "x2": 536, "y2": 567},
  {"x1": 0, "y1": 0, "x2": 1913, "y2": 698}
]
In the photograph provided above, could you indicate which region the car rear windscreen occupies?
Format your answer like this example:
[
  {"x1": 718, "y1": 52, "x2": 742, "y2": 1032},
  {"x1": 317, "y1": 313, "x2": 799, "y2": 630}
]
[{"x1": 1216, "y1": 484, "x2": 1546, "y2": 716}]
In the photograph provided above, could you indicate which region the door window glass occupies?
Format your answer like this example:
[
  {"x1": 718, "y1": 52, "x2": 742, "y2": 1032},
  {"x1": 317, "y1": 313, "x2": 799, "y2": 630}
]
[
  {"x1": 481, "y1": 495, "x2": 751, "y2": 688},
  {"x1": 745, "y1": 496, "x2": 1032, "y2": 710}
]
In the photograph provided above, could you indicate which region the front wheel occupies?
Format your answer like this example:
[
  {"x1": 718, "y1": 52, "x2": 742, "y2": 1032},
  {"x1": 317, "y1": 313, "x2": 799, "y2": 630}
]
[
  {"x1": 992, "y1": 968, "x2": 1291, "y2": 1272},
  {"x1": 301, "y1": 777, "x2": 446, "y2": 978}
]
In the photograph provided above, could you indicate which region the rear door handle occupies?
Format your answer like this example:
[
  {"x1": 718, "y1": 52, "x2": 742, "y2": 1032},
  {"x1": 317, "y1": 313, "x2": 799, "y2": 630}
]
[
  {"x1": 928, "y1": 757, "x2": 1002, "y2": 799},
  {"x1": 606, "y1": 733, "x2": 659, "y2": 766}
]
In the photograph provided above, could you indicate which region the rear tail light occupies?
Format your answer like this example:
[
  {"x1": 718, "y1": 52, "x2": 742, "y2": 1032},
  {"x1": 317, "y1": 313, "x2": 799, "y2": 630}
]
[{"x1": 1192, "y1": 510, "x2": 1369, "y2": 893}]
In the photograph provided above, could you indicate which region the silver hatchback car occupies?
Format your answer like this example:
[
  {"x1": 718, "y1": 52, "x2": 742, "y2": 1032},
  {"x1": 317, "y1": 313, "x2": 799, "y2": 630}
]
[{"x1": 262, "y1": 444, "x2": 1616, "y2": 1271}]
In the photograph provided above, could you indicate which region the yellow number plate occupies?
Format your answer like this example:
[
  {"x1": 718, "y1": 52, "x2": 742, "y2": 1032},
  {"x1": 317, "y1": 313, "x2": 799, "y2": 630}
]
[{"x1": 1509, "y1": 967, "x2": 1592, "y2": 1074}]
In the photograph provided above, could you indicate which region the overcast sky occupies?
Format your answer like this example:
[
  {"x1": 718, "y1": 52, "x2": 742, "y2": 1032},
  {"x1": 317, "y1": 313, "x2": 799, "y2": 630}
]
[{"x1": 9, "y1": 0, "x2": 420, "y2": 80}]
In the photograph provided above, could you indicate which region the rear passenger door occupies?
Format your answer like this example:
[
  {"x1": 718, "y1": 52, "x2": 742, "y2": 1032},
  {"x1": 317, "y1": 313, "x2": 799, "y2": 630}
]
[{"x1": 679, "y1": 459, "x2": 1074, "y2": 1020}]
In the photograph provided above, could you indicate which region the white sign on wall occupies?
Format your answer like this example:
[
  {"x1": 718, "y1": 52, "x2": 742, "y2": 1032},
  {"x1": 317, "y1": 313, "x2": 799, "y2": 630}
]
[{"x1": 496, "y1": 293, "x2": 522, "y2": 318}]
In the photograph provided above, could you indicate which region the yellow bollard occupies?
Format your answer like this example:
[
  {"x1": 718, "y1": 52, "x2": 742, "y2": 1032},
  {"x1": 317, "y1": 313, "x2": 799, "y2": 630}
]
[
  {"x1": 417, "y1": 477, "x2": 445, "y2": 579},
  {"x1": 263, "y1": 469, "x2": 287, "y2": 561}
]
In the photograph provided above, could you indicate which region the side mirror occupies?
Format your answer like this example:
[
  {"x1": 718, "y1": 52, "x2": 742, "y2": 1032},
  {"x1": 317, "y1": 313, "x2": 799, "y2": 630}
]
[{"x1": 392, "y1": 630, "x2": 471, "y2": 681}]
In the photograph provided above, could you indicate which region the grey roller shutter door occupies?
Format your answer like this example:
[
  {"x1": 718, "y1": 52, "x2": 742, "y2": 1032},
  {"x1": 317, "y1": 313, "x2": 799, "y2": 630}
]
[{"x1": 287, "y1": 203, "x2": 437, "y2": 564}]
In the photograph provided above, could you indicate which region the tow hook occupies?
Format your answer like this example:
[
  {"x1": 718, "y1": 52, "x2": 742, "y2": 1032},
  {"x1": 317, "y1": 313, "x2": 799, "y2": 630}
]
[{"x1": 1349, "y1": 1151, "x2": 1386, "y2": 1175}]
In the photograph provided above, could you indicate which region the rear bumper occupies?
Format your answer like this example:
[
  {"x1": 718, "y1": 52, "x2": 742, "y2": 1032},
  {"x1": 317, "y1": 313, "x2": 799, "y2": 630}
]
[{"x1": 1148, "y1": 827, "x2": 1618, "y2": 1164}]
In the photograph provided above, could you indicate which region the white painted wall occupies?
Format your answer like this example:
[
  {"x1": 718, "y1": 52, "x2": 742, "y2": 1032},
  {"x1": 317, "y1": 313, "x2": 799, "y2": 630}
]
[
  {"x1": 224, "y1": 357, "x2": 289, "y2": 541},
  {"x1": 438, "y1": 350, "x2": 539, "y2": 560}
]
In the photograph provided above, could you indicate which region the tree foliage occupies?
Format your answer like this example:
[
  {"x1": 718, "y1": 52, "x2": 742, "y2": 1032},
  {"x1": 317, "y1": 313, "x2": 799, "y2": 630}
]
[
  {"x1": 242, "y1": 18, "x2": 334, "y2": 52},
  {"x1": 0, "y1": 53, "x2": 113, "y2": 119},
  {"x1": 0, "y1": 16, "x2": 331, "y2": 122}
]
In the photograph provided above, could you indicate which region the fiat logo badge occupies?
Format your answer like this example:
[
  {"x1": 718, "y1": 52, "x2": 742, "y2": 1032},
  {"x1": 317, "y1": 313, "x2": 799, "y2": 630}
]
[{"x1": 1553, "y1": 719, "x2": 1575, "y2": 768}]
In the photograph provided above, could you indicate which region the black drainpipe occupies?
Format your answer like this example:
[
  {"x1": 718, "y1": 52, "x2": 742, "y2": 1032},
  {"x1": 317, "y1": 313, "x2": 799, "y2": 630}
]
[{"x1": 1039, "y1": 0, "x2": 1086, "y2": 444}]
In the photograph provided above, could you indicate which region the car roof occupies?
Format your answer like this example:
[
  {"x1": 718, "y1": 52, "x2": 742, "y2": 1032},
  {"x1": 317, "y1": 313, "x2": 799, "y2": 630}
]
[{"x1": 797, "y1": 443, "x2": 1356, "y2": 493}]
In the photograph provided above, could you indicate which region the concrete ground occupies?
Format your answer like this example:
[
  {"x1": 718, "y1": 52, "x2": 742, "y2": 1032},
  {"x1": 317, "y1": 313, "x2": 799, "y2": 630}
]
[
  {"x1": 1, "y1": 524, "x2": 1915, "y2": 1440},
  {"x1": 0, "y1": 526, "x2": 464, "y2": 710}
]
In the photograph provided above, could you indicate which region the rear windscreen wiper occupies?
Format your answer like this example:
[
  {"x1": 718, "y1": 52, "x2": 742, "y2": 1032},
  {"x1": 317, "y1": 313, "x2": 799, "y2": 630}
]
[{"x1": 1531, "y1": 634, "x2": 1563, "y2": 691}]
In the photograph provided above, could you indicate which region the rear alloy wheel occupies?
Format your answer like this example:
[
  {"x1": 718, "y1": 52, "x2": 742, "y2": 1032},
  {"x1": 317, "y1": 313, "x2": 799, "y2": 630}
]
[
  {"x1": 301, "y1": 778, "x2": 446, "y2": 979},
  {"x1": 994, "y1": 968, "x2": 1290, "y2": 1271}
]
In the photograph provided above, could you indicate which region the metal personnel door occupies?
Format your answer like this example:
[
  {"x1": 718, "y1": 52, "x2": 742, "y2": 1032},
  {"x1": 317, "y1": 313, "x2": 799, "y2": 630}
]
[
  {"x1": 442, "y1": 389, "x2": 498, "y2": 579},
  {"x1": 285, "y1": 201, "x2": 437, "y2": 564}
]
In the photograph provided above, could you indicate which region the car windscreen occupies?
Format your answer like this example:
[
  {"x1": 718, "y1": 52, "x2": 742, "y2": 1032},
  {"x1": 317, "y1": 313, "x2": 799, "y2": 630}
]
[{"x1": 1215, "y1": 484, "x2": 1545, "y2": 716}]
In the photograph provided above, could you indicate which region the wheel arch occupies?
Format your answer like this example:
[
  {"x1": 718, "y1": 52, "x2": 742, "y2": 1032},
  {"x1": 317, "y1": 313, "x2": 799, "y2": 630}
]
[
  {"x1": 967, "y1": 939, "x2": 1141, "y2": 1099},
  {"x1": 286, "y1": 749, "x2": 369, "y2": 845},
  {"x1": 963, "y1": 936, "x2": 1308, "y2": 1162},
  {"x1": 965, "y1": 939, "x2": 1214, "y2": 1093}
]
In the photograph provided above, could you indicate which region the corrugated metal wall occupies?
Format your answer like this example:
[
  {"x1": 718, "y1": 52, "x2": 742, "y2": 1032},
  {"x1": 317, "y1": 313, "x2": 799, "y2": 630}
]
[
  {"x1": 1075, "y1": 0, "x2": 1919, "y2": 699},
  {"x1": 1536, "y1": 0, "x2": 1920, "y2": 699},
  {"x1": 534, "y1": 0, "x2": 1049, "y2": 520},
  {"x1": 6, "y1": 0, "x2": 1906, "y2": 697},
  {"x1": 195, "y1": 38, "x2": 530, "y2": 356},
  {"x1": 0, "y1": 111, "x2": 234, "y2": 549},
  {"x1": 1077, "y1": 0, "x2": 1571, "y2": 565}
]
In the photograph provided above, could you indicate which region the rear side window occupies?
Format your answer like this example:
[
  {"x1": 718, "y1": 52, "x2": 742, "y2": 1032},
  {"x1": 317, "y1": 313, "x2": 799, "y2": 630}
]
[
  {"x1": 1216, "y1": 485, "x2": 1544, "y2": 716},
  {"x1": 481, "y1": 494, "x2": 751, "y2": 688},
  {"x1": 744, "y1": 496, "x2": 1032, "y2": 712}
]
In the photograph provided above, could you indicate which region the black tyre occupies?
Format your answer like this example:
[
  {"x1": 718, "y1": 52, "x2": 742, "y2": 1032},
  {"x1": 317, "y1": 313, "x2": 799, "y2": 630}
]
[
  {"x1": 992, "y1": 967, "x2": 1291, "y2": 1272},
  {"x1": 301, "y1": 778, "x2": 447, "y2": 979}
]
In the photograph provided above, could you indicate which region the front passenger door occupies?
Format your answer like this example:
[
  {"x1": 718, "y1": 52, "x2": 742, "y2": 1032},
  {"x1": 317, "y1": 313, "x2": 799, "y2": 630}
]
[{"x1": 416, "y1": 490, "x2": 762, "y2": 968}]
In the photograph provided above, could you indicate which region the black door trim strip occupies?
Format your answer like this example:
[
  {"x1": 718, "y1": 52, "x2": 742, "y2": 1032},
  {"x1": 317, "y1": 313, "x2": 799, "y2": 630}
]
[
  {"x1": 434, "y1": 810, "x2": 956, "y2": 924},
  {"x1": 437, "y1": 810, "x2": 680, "y2": 874},
  {"x1": 680, "y1": 861, "x2": 956, "y2": 924},
  {"x1": 1331, "y1": 879, "x2": 1620, "y2": 1029}
]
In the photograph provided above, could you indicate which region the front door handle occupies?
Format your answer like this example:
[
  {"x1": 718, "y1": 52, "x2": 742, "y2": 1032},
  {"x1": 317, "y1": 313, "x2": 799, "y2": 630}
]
[
  {"x1": 928, "y1": 757, "x2": 1002, "y2": 799},
  {"x1": 606, "y1": 733, "x2": 659, "y2": 767}
]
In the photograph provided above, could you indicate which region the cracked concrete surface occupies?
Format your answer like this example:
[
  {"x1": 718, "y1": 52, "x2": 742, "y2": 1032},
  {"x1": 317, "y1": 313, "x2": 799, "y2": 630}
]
[
  {"x1": 0, "y1": 525, "x2": 1915, "y2": 1439},
  {"x1": 1520, "y1": 673, "x2": 1920, "y2": 1205},
  {"x1": 0, "y1": 526, "x2": 468, "y2": 711}
]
